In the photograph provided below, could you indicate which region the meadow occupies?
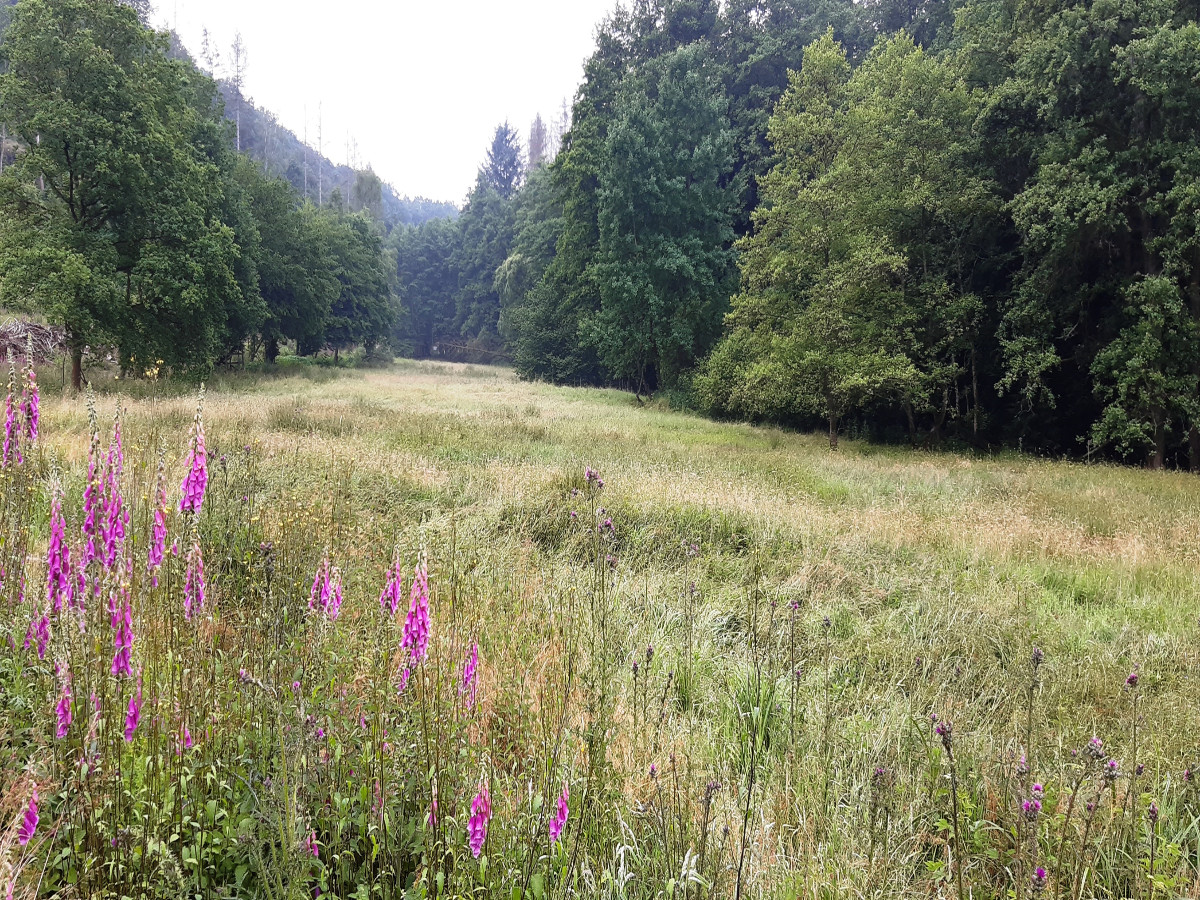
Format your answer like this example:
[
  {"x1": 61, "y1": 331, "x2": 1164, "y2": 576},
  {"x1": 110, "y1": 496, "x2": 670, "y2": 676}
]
[{"x1": 2, "y1": 358, "x2": 1200, "y2": 900}]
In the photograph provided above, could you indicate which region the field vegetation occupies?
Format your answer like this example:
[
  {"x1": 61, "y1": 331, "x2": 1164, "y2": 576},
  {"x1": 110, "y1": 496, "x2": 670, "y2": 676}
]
[{"x1": 3, "y1": 360, "x2": 1200, "y2": 899}]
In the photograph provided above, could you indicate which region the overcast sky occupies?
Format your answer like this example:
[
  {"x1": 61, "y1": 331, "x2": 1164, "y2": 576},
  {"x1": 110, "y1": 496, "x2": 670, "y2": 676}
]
[{"x1": 152, "y1": 0, "x2": 617, "y2": 205}]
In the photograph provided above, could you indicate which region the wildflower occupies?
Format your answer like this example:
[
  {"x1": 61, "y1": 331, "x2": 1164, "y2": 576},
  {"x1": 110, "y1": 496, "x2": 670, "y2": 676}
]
[
  {"x1": 109, "y1": 580, "x2": 134, "y2": 677},
  {"x1": 467, "y1": 781, "x2": 492, "y2": 859},
  {"x1": 1148, "y1": 801, "x2": 1159, "y2": 825},
  {"x1": 82, "y1": 400, "x2": 101, "y2": 568},
  {"x1": 649, "y1": 764, "x2": 658, "y2": 779},
  {"x1": 549, "y1": 781, "x2": 569, "y2": 843},
  {"x1": 22, "y1": 347, "x2": 38, "y2": 443},
  {"x1": 1125, "y1": 670, "x2": 1139, "y2": 689},
  {"x1": 1084, "y1": 736, "x2": 1105, "y2": 760},
  {"x1": 1104, "y1": 759, "x2": 1119, "y2": 782},
  {"x1": 1031, "y1": 783, "x2": 1044, "y2": 800},
  {"x1": 645, "y1": 644, "x2": 654, "y2": 665},
  {"x1": 292, "y1": 681, "x2": 301, "y2": 695},
  {"x1": 1023, "y1": 799, "x2": 1042, "y2": 821},
  {"x1": 124, "y1": 672, "x2": 143, "y2": 741},
  {"x1": 303, "y1": 830, "x2": 319, "y2": 858},
  {"x1": 379, "y1": 547, "x2": 403, "y2": 617},
  {"x1": 3, "y1": 351, "x2": 20, "y2": 468},
  {"x1": 1032, "y1": 867, "x2": 1047, "y2": 893},
  {"x1": 17, "y1": 786, "x2": 37, "y2": 845},
  {"x1": 179, "y1": 388, "x2": 208, "y2": 514},
  {"x1": 401, "y1": 558, "x2": 430, "y2": 663},
  {"x1": 1136, "y1": 763, "x2": 1145, "y2": 776},
  {"x1": 326, "y1": 567, "x2": 343, "y2": 621},
  {"x1": 935, "y1": 719, "x2": 953, "y2": 751},
  {"x1": 147, "y1": 451, "x2": 168, "y2": 586},
  {"x1": 461, "y1": 642, "x2": 479, "y2": 710},
  {"x1": 1031, "y1": 646, "x2": 1044, "y2": 669},
  {"x1": 308, "y1": 553, "x2": 341, "y2": 621},
  {"x1": 55, "y1": 677, "x2": 72, "y2": 738},
  {"x1": 397, "y1": 666, "x2": 411, "y2": 695},
  {"x1": 180, "y1": 724, "x2": 193, "y2": 752},
  {"x1": 183, "y1": 537, "x2": 206, "y2": 621},
  {"x1": 100, "y1": 413, "x2": 128, "y2": 569},
  {"x1": 23, "y1": 612, "x2": 49, "y2": 660},
  {"x1": 427, "y1": 781, "x2": 439, "y2": 828},
  {"x1": 46, "y1": 489, "x2": 71, "y2": 614},
  {"x1": 822, "y1": 615, "x2": 832, "y2": 631}
]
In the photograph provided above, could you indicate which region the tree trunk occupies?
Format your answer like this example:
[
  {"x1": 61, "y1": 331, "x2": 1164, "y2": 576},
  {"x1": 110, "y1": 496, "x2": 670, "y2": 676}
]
[
  {"x1": 70, "y1": 345, "x2": 83, "y2": 392},
  {"x1": 903, "y1": 402, "x2": 917, "y2": 448},
  {"x1": 1190, "y1": 425, "x2": 1200, "y2": 474},
  {"x1": 1148, "y1": 411, "x2": 1166, "y2": 470},
  {"x1": 265, "y1": 337, "x2": 279, "y2": 364},
  {"x1": 828, "y1": 414, "x2": 839, "y2": 451}
]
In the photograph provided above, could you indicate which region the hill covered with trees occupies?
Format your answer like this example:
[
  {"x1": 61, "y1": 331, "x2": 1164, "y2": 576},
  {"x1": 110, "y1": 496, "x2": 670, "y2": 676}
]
[
  {"x1": 0, "y1": 0, "x2": 435, "y2": 385},
  {"x1": 393, "y1": 0, "x2": 1200, "y2": 470}
]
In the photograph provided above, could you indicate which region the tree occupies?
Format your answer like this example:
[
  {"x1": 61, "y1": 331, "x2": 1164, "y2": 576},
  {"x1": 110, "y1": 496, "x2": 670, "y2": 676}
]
[
  {"x1": 229, "y1": 31, "x2": 248, "y2": 153},
  {"x1": 351, "y1": 168, "x2": 384, "y2": 223},
  {"x1": 528, "y1": 114, "x2": 549, "y2": 171},
  {"x1": 1091, "y1": 277, "x2": 1199, "y2": 468},
  {"x1": 482, "y1": 122, "x2": 524, "y2": 199},
  {"x1": 591, "y1": 43, "x2": 737, "y2": 394},
  {"x1": 0, "y1": 0, "x2": 252, "y2": 385},
  {"x1": 320, "y1": 211, "x2": 394, "y2": 360},
  {"x1": 392, "y1": 218, "x2": 460, "y2": 357}
]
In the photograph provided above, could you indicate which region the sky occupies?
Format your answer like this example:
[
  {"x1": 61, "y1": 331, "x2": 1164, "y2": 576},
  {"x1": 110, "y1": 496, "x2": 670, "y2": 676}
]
[{"x1": 152, "y1": 0, "x2": 617, "y2": 205}]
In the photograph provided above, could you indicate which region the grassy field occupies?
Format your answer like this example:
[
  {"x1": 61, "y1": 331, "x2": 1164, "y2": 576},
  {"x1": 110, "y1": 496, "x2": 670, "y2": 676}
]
[{"x1": 4, "y1": 360, "x2": 1200, "y2": 899}]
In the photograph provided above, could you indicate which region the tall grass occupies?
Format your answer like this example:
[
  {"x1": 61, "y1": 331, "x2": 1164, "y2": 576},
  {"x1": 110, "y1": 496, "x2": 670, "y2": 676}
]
[{"x1": 2, "y1": 360, "x2": 1199, "y2": 898}]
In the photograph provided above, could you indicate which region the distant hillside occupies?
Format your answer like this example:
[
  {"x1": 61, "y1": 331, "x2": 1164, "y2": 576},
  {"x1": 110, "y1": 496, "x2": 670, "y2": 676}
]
[{"x1": 218, "y1": 80, "x2": 459, "y2": 229}]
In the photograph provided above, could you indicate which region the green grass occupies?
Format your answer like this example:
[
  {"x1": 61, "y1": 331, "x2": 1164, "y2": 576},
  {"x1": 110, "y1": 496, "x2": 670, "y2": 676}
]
[{"x1": 6, "y1": 359, "x2": 1200, "y2": 899}]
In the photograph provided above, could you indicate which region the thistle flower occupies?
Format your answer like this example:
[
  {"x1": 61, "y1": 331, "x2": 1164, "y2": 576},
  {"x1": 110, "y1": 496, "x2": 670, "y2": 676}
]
[
  {"x1": 379, "y1": 547, "x2": 403, "y2": 617},
  {"x1": 124, "y1": 671, "x2": 143, "y2": 741},
  {"x1": 1125, "y1": 670, "x2": 1139, "y2": 690},
  {"x1": 1084, "y1": 736, "x2": 1105, "y2": 760},
  {"x1": 467, "y1": 780, "x2": 492, "y2": 859},
  {"x1": 1032, "y1": 867, "x2": 1047, "y2": 893},
  {"x1": 178, "y1": 388, "x2": 208, "y2": 515},
  {"x1": 1023, "y1": 798, "x2": 1042, "y2": 821},
  {"x1": 46, "y1": 489, "x2": 72, "y2": 614},
  {"x1": 1148, "y1": 801, "x2": 1159, "y2": 825},
  {"x1": 183, "y1": 537, "x2": 206, "y2": 621},
  {"x1": 147, "y1": 450, "x2": 168, "y2": 585},
  {"x1": 55, "y1": 676, "x2": 72, "y2": 738},
  {"x1": 16, "y1": 786, "x2": 37, "y2": 845},
  {"x1": 549, "y1": 781, "x2": 569, "y2": 843},
  {"x1": 1031, "y1": 646, "x2": 1044, "y2": 669},
  {"x1": 935, "y1": 719, "x2": 953, "y2": 751},
  {"x1": 401, "y1": 557, "x2": 430, "y2": 663},
  {"x1": 461, "y1": 642, "x2": 479, "y2": 710},
  {"x1": 1104, "y1": 759, "x2": 1120, "y2": 782}
]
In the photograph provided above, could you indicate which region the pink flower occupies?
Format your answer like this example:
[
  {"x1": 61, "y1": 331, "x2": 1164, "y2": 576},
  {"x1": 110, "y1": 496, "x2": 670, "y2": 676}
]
[
  {"x1": 467, "y1": 780, "x2": 492, "y2": 859},
  {"x1": 17, "y1": 786, "x2": 37, "y2": 845},
  {"x1": 147, "y1": 454, "x2": 168, "y2": 585},
  {"x1": 549, "y1": 781, "x2": 569, "y2": 843},
  {"x1": 2, "y1": 356, "x2": 20, "y2": 469},
  {"x1": 183, "y1": 538, "x2": 206, "y2": 621},
  {"x1": 401, "y1": 559, "x2": 430, "y2": 663},
  {"x1": 46, "y1": 491, "x2": 72, "y2": 614},
  {"x1": 303, "y1": 829, "x2": 319, "y2": 858},
  {"x1": 178, "y1": 390, "x2": 208, "y2": 514},
  {"x1": 308, "y1": 554, "x2": 341, "y2": 621},
  {"x1": 23, "y1": 612, "x2": 49, "y2": 660},
  {"x1": 22, "y1": 355, "x2": 38, "y2": 443},
  {"x1": 460, "y1": 642, "x2": 479, "y2": 710},
  {"x1": 379, "y1": 548, "x2": 403, "y2": 617},
  {"x1": 397, "y1": 666, "x2": 411, "y2": 695},
  {"x1": 124, "y1": 672, "x2": 143, "y2": 741},
  {"x1": 55, "y1": 677, "x2": 72, "y2": 738},
  {"x1": 100, "y1": 415, "x2": 128, "y2": 570},
  {"x1": 109, "y1": 586, "x2": 134, "y2": 677}
]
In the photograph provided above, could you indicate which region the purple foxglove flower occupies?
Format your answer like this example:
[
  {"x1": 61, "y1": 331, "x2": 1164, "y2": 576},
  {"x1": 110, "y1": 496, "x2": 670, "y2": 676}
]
[
  {"x1": 22, "y1": 356, "x2": 38, "y2": 443},
  {"x1": 55, "y1": 678, "x2": 72, "y2": 738},
  {"x1": 460, "y1": 642, "x2": 479, "y2": 710},
  {"x1": 379, "y1": 549, "x2": 403, "y2": 617},
  {"x1": 183, "y1": 539, "x2": 206, "y2": 621},
  {"x1": 401, "y1": 560, "x2": 430, "y2": 663},
  {"x1": 303, "y1": 830, "x2": 319, "y2": 858},
  {"x1": 2, "y1": 392, "x2": 17, "y2": 468},
  {"x1": 17, "y1": 786, "x2": 37, "y2": 845},
  {"x1": 109, "y1": 585, "x2": 134, "y2": 677},
  {"x1": 124, "y1": 673, "x2": 143, "y2": 741},
  {"x1": 178, "y1": 391, "x2": 208, "y2": 514},
  {"x1": 147, "y1": 453, "x2": 168, "y2": 585},
  {"x1": 549, "y1": 781, "x2": 569, "y2": 843},
  {"x1": 46, "y1": 492, "x2": 71, "y2": 614},
  {"x1": 397, "y1": 666, "x2": 411, "y2": 695},
  {"x1": 467, "y1": 781, "x2": 492, "y2": 859},
  {"x1": 23, "y1": 612, "x2": 49, "y2": 660}
]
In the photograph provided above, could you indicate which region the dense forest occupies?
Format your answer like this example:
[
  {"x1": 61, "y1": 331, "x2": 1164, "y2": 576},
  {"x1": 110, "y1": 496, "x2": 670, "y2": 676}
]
[
  {"x1": 3, "y1": 0, "x2": 1200, "y2": 467},
  {"x1": 391, "y1": 0, "x2": 1200, "y2": 468},
  {"x1": 0, "y1": 0, "x2": 454, "y2": 387}
]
